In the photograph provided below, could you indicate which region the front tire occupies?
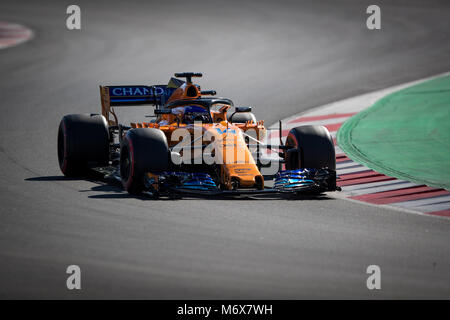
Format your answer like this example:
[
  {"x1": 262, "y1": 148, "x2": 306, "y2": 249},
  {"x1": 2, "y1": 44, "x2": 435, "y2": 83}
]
[
  {"x1": 120, "y1": 128, "x2": 169, "y2": 194},
  {"x1": 285, "y1": 125, "x2": 336, "y2": 171},
  {"x1": 284, "y1": 125, "x2": 336, "y2": 193}
]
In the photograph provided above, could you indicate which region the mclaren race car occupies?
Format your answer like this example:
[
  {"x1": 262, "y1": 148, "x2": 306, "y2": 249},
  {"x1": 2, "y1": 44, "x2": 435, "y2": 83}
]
[{"x1": 57, "y1": 73, "x2": 338, "y2": 198}]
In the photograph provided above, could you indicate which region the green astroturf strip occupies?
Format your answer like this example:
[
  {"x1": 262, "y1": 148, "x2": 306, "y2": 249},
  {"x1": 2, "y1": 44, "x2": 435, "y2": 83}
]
[{"x1": 337, "y1": 75, "x2": 450, "y2": 190}]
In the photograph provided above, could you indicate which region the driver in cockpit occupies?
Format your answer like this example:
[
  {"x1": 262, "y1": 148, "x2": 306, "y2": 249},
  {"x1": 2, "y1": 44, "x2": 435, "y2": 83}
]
[{"x1": 172, "y1": 105, "x2": 212, "y2": 124}]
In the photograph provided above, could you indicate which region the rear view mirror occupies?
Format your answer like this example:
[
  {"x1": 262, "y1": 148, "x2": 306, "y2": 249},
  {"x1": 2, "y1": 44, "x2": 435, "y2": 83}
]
[{"x1": 235, "y1": 106, "x2": 252, "y2": 113}]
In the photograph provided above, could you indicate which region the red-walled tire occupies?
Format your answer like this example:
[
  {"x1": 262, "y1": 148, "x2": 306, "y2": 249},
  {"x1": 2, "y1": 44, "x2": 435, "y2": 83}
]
[
  {"x1": 120, "y1": 128, "x2": 169, "y2": 194},
  {"x1": 57, "y1": 114, "x2": 110, "y2": 176}
]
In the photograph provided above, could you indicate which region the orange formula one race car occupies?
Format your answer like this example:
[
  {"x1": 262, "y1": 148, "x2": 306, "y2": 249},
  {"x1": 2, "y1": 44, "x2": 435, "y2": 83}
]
[{"x1": 57, "y1": 73, "x2": 338, "y2": 198}]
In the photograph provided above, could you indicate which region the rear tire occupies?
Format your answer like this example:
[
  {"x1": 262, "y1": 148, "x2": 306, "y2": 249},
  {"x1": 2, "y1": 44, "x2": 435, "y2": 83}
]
[
  {"x1": 57, "y1": 114, "x2": 110, "y2": 176},
  {"x1": 285, "y1": 125, "x2": 335, "y2": 171},
  {"x1": 228, "y1": 112, "x2": 257, "y2": 124},
  {"x1": 120, "y1": 128, "x2": 169, "y2": 194}
]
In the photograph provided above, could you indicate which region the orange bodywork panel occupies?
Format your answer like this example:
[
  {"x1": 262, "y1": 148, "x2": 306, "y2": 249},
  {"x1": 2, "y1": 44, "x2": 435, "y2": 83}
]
[{"x1": 99, "y1": 79, "x2": 266, "y2": 190}]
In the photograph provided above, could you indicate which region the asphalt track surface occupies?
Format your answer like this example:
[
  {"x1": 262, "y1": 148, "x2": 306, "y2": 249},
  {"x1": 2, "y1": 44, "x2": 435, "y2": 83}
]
[{"x1": 0, "y1": 0, "x2": 450, "y2": 299}]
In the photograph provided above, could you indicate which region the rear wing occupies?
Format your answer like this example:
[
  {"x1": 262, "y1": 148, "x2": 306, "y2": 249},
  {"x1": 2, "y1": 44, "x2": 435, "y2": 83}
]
[{"x1": 99, "y1": 84, "x2": 179, "y2": 125}]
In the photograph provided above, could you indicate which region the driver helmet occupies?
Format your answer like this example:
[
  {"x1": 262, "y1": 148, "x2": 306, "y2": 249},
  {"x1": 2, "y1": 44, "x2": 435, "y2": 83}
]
[{"x1": 183, "y1": 105, "x2": 210, "y2": 123}]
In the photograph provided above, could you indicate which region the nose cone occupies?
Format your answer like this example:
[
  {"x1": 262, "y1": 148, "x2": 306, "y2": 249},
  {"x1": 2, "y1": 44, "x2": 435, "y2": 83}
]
[
  {"x1": 208, "y1": 123, "x2": 264, "y2": 190},
  {"x1": 228, "y1": 164, "x2": 264, "y2": 189}
]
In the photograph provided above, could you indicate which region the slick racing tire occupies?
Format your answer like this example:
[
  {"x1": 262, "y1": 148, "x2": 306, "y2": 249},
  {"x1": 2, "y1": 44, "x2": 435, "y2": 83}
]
[
  {"x1": 228, "y1": 112, "x2": 257, "y2": 124},
  {"x1": 58, "y1": 114, "x2": 110, "y2": 176},
  {"x1": 285, "y1": 125, "x2": 336, "y2": 171},
  {"x1": 120, "y1": 128, "x2": 169, "y2": 194}
]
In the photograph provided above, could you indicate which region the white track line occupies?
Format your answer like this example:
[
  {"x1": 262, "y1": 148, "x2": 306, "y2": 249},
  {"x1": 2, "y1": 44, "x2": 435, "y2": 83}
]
[
  {"x1": 337, "y1": 166, "x2": 372, "y2": 175},
  {"x1": 336, "y1": 162, "x2": 368, "y2": 170},
  {"x1": 343, "y1": 181, "x2": 421, "y2": 196},
  {"x1": 391, "y1": 195, "x2": 450, "y2": 212}
]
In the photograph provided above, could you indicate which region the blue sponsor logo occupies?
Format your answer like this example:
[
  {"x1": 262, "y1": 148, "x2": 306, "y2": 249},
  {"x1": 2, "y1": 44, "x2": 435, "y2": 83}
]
[
  {"x1": 109, "y1": 86, "x2": 166, "y2": 97},
  {"x1": 216, "y1": 128, "x2": 236, "y2": 134},
  {"x1": 108, "y1": 85, "x2": 176, "y2": 105}
]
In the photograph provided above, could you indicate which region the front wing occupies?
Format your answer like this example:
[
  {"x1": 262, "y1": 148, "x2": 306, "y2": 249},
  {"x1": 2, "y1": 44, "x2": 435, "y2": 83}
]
[{"x1": 143, "y1": 169, "x2": 338, "y2": 197}]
